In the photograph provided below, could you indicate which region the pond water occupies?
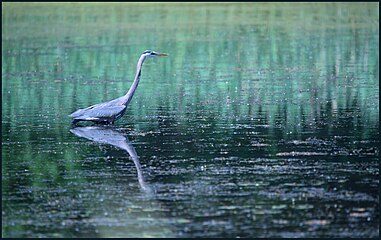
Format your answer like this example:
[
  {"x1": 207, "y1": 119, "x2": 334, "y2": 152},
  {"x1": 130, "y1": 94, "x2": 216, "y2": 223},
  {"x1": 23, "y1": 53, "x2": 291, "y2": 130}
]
[{"x1": 2, "y1": 2, "x2": 379, "y2": 238}]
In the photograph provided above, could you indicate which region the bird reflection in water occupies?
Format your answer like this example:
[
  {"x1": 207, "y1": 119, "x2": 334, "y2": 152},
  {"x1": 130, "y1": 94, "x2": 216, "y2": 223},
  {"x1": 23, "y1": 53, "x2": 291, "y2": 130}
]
[{"x1": 70, "y1": 126, "x2": 153, "y2": 194}]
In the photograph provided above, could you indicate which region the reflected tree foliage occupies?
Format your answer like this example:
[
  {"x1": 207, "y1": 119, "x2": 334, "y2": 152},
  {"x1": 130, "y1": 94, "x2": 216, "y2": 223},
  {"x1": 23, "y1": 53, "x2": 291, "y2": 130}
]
[{"x1": 2, "y1": 3, "x2": 378, "y2": 134}]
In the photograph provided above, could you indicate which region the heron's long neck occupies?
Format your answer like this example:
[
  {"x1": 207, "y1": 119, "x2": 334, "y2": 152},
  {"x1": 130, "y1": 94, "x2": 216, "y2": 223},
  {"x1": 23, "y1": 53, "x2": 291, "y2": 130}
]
[{"x1": 121, "y1": 55, "x2": 146, "y2": 106}]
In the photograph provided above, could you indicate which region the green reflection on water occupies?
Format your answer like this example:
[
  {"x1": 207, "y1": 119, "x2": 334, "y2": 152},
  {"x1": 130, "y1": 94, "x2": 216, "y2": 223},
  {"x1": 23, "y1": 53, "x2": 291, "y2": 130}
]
[
  {"x1": 2, "y1": 3, "x2": 378, "y2": 130},
  {"x1": 2, "y1": 2, "x2": 379, "y2": 238}
]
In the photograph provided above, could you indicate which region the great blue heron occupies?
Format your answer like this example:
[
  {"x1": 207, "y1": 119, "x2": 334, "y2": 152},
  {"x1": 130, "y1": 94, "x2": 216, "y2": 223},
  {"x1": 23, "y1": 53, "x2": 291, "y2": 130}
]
[{"x1": 69, "y1": 50, "x2": 168, "y2": 124}]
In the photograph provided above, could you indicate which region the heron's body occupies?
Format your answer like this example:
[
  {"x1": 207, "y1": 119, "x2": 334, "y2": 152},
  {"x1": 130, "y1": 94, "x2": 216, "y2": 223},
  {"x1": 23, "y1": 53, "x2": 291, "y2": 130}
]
[
  {"x1": 69, "y1": 97, "x2": 127, "y2": 124},
  {"x1": 69, "y1": 50, "x2": 167, "y2": 124}
]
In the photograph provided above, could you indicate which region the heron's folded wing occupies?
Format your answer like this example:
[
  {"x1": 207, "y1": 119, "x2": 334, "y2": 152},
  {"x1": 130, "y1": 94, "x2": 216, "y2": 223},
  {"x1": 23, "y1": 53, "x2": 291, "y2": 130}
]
[
  {"x1": 68, "y1": 104, "x2": 98, "y2": 117},
  {"x1": 70, "y1": 105, "x2": 126, "y2": 119},
  {"x1": 69, "y1": 98, "x2": 124, "y2": 118},
  {"x1": 83, "y1": 105, "x2": 127, "y2": 118}
]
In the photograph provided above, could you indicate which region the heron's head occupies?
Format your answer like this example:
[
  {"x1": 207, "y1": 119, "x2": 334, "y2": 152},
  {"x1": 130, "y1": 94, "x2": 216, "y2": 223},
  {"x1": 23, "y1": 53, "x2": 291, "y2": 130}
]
[{"x1": 142, "y1": 50, "x2": 168, "y2": 58}]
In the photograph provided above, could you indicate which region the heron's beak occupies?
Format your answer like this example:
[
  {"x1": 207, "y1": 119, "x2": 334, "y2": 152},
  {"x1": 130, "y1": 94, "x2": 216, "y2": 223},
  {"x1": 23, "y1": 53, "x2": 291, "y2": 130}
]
[{"x1": 156, "y1": 53, "x2": 168, "y2": 56}]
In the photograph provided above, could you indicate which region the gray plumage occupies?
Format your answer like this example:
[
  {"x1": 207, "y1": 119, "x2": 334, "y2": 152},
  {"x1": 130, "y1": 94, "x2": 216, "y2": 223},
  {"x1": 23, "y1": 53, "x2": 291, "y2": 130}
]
[{"x1": 69, "y1": 50, "x2": 168, "y2": 124}]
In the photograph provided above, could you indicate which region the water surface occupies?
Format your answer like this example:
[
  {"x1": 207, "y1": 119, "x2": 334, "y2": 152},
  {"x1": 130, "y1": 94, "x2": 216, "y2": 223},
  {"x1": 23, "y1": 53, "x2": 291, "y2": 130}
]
[{"x1": 2, "y1": 2, "x2": 379, "y2": 238}]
